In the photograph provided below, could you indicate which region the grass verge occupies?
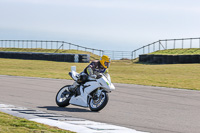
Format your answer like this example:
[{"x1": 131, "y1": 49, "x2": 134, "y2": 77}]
[
  {"x1": 150, "y1": 48, "x2": 200, "y2": 55},
  {"x1": 0, "y1": 111, "x2": 74, "y2": 133},
  {"x1": 0, "y1": 58, "x2": 200, "y2": 90}
]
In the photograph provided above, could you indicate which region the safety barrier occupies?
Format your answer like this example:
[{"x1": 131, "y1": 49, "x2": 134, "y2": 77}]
[
  {"x1": 139, "y1": 54, "x2": 200, "y2": 64},
  {"x1": 0, "y1": 51, "x2": 90, "y2": 63}
]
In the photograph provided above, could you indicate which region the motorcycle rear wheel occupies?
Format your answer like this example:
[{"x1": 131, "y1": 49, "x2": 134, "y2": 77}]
[
  {"x1": 56, "y1": 85, "x2": 71, "y2": 107},
  {"x1": 89, "y1": 91, "x2": 109, "y2": 112}
]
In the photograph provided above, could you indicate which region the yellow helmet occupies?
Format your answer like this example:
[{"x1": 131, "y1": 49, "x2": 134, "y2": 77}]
[{"x1": 100, "y1": 55, "x2": 111, "y2": 69}]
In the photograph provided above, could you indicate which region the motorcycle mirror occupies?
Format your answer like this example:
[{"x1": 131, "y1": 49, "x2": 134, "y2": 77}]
[{"x1": 71, "y1": 66, "x2": 76, "y2": 72}]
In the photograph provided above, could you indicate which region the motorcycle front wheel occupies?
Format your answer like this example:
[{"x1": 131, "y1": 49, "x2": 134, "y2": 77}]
[
  {"x1": 56, "y1": 85, "x2": 71, "y2": 107},
  {"x1": 89, "y1": 91, "x2": 109, "y2": 112}
]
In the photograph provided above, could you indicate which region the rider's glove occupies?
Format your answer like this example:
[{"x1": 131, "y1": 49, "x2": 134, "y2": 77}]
[{"x1": 96, "y1": 74, "x2": 102, "y2": 79}]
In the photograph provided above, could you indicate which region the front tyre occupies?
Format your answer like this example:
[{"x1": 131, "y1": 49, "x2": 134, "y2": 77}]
[
  {"x1": 56, "y1": 85, "x2": 71, "y2": 107},
  {"x1": 89, "y1": 91, "x2": 109, "y2": 112}
]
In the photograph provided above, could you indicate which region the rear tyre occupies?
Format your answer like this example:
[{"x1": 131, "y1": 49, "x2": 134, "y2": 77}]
[
  {"x1": 89, "y1": 91, "x2": 109, "y2": 112},
  {"x1": 56, "y1": 85, "x2": 71, "y2": 107}
]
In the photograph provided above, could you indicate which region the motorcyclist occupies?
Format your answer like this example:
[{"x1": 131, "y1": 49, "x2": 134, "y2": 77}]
[{"x1": 69, "y1": 55, "x2": 111, "y2": 92}]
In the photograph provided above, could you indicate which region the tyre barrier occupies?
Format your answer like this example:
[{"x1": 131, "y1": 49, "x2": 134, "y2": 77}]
[
  {"x1": 0, "y1": 51, "x2": 90, "y2": 63},
  {"x1": 139, "y1": 54, "x2": 200, "y2": 64}
]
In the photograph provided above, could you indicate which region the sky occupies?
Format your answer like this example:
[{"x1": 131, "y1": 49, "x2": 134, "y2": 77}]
[{"x1": 1, "y1": 0, "x2": 200, "y2": 51}]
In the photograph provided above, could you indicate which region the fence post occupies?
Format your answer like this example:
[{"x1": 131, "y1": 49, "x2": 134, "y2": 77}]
[
  {"x1": 190, "y1": 38, "x2": 192, "y2": 48},
  {"x1": 36, "y1": 41, "x2": 37, "y2": 48},
  {"x1": 46, "y1": 41, "x2": 48, "y2": 49},
  {"x1": 143, "y1": 46, "x2": 145, "y2": 54},
  {"x1": 102, "y1": 50, "x2": 104, "y2": 56},
  {"x1": 165, "y1": 40, "x2": 167, "y2": 49},
  {"x1": 31, "y1": 40, "x2": 33, "y2": 49},
  {"x1": 131, "y1": 51, "x2": 133, "y2": 60},
  {"x1": 62, "y1": 41, "x2": 64, "y2": 50},
  {"x1": 159, "y1": 41, "x2": 160, "y2": 50},
  {"x1": 134, "y1": 51, "x2": 136, "y2": 59},
  {"x1": 5, "y1": 40, "x2": 7, "y2": 48},
  {"x1": 198, "y1": 38, "x2": 200, "y2": 48},
  {"x1": 148, "y1": 44, "x2": 150, "y2": 53},
  {"x1": 51, "y1": 41, "x2": 53, "y2": 49},
  {"x1": 174, "y1": 39, "x2": 176, "y2": 49},
  {"x1": 182, "y1": 39, "x2": 184, "y2": 49}
]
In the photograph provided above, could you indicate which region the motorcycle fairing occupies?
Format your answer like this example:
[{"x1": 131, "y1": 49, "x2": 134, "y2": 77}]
[
  {"x1": 69, "y1": 81, "x2": 101, "y2": 107},
  {"x1": 97, "y1": 76, "x2": 115, "y2": 92}
]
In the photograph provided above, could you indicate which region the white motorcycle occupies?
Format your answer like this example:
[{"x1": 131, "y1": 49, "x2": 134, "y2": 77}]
[{"x1": 55, "y1": 66, "x2": 115, "y2": 111}]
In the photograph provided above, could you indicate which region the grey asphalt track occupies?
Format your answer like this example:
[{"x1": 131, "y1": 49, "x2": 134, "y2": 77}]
[{"x1": 0, "y1": 75, "x2": 200, "y2": 133}]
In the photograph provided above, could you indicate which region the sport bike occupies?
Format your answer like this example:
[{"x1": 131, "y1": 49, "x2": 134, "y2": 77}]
[{"x1": 55, "y1": 67, "x2": 115, "y2": 111}]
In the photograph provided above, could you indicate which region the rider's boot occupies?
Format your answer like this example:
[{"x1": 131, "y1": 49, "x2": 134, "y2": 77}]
[{"x1": 68, "y1": 82, "x2": 79, "y2": 93}]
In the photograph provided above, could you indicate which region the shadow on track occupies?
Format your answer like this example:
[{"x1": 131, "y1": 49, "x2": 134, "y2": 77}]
[{"x1": 38, "y1": 106, "x2": 96, "y2": 113}]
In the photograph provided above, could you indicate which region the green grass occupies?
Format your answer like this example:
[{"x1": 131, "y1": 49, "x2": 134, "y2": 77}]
[
  {"x1": 0, "y1": 58, "x2": 200, "y2": 90},
  {"x1": 0, "y1": 111, "x2": 74, "y2": 133},
  {"x1": 0, "y1": 48, "x2": 100, "y2": 60},
  {"x1": 150, "y1": 48, "x2": 200, "y2": 55},
  {"x1": 111, "y1": 61, "x2": 200, "y2": 90}
]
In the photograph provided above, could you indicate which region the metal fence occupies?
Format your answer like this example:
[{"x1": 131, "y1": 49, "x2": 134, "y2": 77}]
[
  {"x1": 102, "y1": 50, "x2": 132, "y2": 60},
  {"x1": 0, "y1": 40, "x2": 133, "y2": 60},
  {"x1": 132, "y1": 37, "x2": 200, "y2": 59},
  {"x1": 1, "y1": 38, "x2": 200, "y2": 60},
  {"x1": 0, "y1": 40, "x2": 104, "y2": 57}
]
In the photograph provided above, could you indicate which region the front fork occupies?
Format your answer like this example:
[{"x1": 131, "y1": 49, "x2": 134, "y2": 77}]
[{"x1": 87, "y1": 88, "x2": 103, "y2": 103}]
